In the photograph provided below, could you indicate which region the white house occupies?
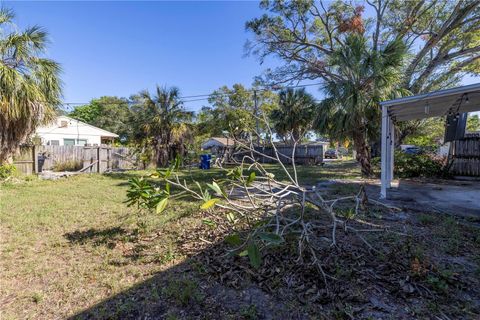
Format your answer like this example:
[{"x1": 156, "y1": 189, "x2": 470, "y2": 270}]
[{"x1": 35, "y1": 116, "x2": 119, "y2": 146}]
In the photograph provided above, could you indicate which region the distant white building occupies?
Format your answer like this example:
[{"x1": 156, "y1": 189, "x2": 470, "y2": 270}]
[{"x1": 35, "y1": 116, "x2": 118, "y2": 146}]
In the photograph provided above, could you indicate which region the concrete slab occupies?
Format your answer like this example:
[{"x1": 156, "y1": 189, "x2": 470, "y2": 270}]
[
  {"x1": 318, "y1": 178, "x2": 480, "y2": 218},
  {"x1": 385, "y1": 179, "x2": 480, "y2": 218}
]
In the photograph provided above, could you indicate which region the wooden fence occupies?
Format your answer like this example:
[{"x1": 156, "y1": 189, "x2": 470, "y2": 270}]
[
  {"x1": 12, "y1": 147, "x2": 38, "y2": 175},
  {"x1": 235, "y1": 144, "x2": 324, "y2": 165},
  {"x1": 450, "y1": 134, "x2": 480, "y2": 176},
  {"x1": 13, "y1": 145, "x2": 137, "y2": 174}
]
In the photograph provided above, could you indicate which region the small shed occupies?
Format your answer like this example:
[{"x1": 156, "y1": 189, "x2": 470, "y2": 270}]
[{"x1": 379, "y1": 83, "x2": 480, "y2": 198}]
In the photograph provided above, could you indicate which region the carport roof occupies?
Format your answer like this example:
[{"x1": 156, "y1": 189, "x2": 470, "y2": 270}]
[{"x1": 380, "y1": 83, "x2": 480, "y2": 121}]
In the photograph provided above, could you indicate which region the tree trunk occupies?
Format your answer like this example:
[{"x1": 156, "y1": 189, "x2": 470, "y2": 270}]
[
  {"x1": 352, "y1": 132, "x2": 373, "y2": 177},
  {"x1": 155, "y1": 145, "x2": 168, "y2": 168},
  {"x1": 394, "y1": 120, "x2": 423, "y2": 147},
  {"x1": 0, "y1": 115, "x2": 30, "y2": 165},
  {"x1": 153, "y1": 136, "x2": 169, "y2": 168},
  {"x1": 140, "y1": 144, "x2": 148, "y2": 170}
]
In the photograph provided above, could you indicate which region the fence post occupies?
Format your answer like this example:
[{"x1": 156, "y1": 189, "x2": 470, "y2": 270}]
[
  {"x1": 97, "y1": 147, "x2": 101, "y2": 173},
  {"x1": 107, "y1": 147, "x2": 111, "y2": 170},
  {"x1": 33, "y1": 145, "x2": 39, "y2": 174}
]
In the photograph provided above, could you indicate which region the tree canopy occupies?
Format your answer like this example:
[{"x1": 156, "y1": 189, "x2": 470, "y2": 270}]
[
  {"x1": 69, "y1": 96, "x2": 132, "y2": 143},
  {"x1": 246, "y1": 0, "x2": 480, "y2": 175},
  {"x1": 197, "y1": 84, "x2": 278, "y2": 139},
  {"x1": 130, "y1": 86, "x2": 193, "y2": 167},
  {"x1": 467, "y1": 114, "x2": 480, "y2": 132},
  {"x1": 246, "y1": 0, "x2": 480, "y2": 92},
  {"x1": 270, "y1": 88, "x2": 316, "y2": 145}
]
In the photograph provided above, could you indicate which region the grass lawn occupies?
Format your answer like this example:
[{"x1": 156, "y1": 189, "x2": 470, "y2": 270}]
[
  {"x1": 0, "y1": 162, "x2": 359, "y2": 319},
  {"x1": 1, "y1": 161, "x2": 479, "y2": 319},
  {"x1": 0, "y1": 173, "x2": 189, "y2": 319}
]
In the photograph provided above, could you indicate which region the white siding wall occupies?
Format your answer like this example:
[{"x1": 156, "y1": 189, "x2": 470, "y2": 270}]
[{"x1": 35, "y1": 116, "x2": 114, "y2": 146}]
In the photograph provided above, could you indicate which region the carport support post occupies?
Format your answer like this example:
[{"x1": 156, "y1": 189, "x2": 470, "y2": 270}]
[
  {"x1": 380, "y1": 105, "x2": 394, "y2": 199},
  {"x1": 389, "y1": 118, "x2": 395, "y2": 184}
]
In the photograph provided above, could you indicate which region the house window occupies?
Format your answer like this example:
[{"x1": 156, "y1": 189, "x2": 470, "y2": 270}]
[
  {"x1": 77, "y1": 139, "x2": 87, "y2": 146},
  {"x1": 60, "y1": 120, "x2": 68, "y2": 128},
  {"x1": 64, "y1": 138, "x2": 75, "y2": 146},
  {"x1": 48, "y1": 140, "x2": 60, "y2": 146}
]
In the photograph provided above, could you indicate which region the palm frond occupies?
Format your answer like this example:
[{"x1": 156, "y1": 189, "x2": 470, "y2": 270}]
[
  {"x1": 315, "y1": 33, "x2": 407, "y2": 142},
  {"x1": 0, "y1": 8, "x2": 62, "y2": 162}
]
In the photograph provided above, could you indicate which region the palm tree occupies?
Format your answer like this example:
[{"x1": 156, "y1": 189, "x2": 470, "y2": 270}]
[
  {"x1": 0, "y1": 8, "x2": 62, "y2": 163},
  {"x1": 132, "y1": 86, "x2": 192, "y2": 168},
  {"x1": 270, "y1": 88, "x2": 316, "y2": 145},
  {"x1": 315, "y1": 34, "x2": 407, "y2": 176}
]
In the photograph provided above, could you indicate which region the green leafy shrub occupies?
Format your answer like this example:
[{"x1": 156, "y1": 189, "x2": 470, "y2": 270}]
[
  {"x1": 394, "y1": 151, "x2": 448, "y2": 178},
  {"x1": 52, "y1": 160, "x2": 83, "y2": 172},
  {"x1": 0, "y1": 164, "x2": 17, "y2": 179},
  {"x1": 372, "y1": 152, "x2": 448, "y2": 178}
]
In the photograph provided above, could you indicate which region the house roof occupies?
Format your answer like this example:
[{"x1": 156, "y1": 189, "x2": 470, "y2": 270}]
[
  {"x1": 380, "y1": 83, "x2": 480, "y2": 121},
  {"x1": 202, "y1": 137, "x2": 234, "y2": 148}
]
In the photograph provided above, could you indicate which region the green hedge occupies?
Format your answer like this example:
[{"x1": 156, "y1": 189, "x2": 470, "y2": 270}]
[{"x1": 372, "y1": 151, "x2": 449, "y2": 178}]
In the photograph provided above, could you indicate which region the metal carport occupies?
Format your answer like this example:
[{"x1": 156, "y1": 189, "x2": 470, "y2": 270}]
[{"x1": 379, "y1": 83, "x2": 480, "y2": 198}]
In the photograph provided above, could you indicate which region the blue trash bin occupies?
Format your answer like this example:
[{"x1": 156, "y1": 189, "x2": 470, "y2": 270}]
[{"x1": 200, "y1": 154, "x2": 211, "y2": 169}]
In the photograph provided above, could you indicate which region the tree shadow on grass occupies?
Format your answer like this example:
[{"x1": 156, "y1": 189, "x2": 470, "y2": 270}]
[
  {"x1": 66, "y1": 203, "x2": 480, "y2": 320},
  {"x1": 65, "y1": 171, "x2": 480, "y2": 319},
  {"x1": 64, "y1": 227, "x2": 129, "y2": 247},
  {"x1": 67, "y1": 239, "x2": 299, "y2": 320}
]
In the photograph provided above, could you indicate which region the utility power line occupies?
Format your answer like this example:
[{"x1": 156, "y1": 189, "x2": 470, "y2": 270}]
[
  {"x1": 59, "y1": 82, "x2": 327, "y2": 108},
  {"x1": 55, "y1": 63, "x2": 448, "y2": 109}
]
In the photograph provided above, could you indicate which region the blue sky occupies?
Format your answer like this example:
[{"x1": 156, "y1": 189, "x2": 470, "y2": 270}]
[
  {"x1": 5, "y1": 1, "x2": 276, "y2": 112},
  {"x1": 4, "y1": 1, "x2": 480, "y2": 114}
]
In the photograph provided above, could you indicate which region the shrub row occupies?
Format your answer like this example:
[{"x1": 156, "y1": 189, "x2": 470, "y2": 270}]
[{"x1": 373, "y1": 151, "x2": 449, "y2": 178}]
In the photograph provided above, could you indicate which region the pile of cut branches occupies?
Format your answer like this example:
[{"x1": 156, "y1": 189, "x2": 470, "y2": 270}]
[{"x1": 125, "y1": 118, "x2": 401, "y2": 287}]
